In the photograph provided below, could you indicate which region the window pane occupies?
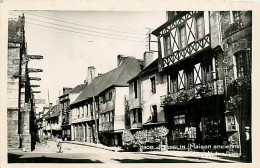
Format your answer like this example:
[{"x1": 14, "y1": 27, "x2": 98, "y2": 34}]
[
  {"x1": 196, "y1": 15, "x2": 205, "y2": 39},
  {"x1": 150, "y1": 77, "x2": 156, "y2": 93},
  {"x1": 178, "y1": 70, "x2": 184, "y2": 89},
  {"x1": 164, "y1": 35, "x2": 172, "y2": 56},
  {"x1": 179, "y1": 26, "x2": 186, "y2": 49}
]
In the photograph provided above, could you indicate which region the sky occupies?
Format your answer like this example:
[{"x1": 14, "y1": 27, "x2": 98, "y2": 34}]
[{"x1": 8, "y1": 10, "x2": 166, "y2": 113}]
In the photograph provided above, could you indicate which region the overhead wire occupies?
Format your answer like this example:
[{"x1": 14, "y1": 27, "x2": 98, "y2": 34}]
[
  {"x1": 12, "y1": 10, "x2": 145, "y2": 36},
  {"x1": 9, "y1": 13, "x2": 145, "y2": 42}
]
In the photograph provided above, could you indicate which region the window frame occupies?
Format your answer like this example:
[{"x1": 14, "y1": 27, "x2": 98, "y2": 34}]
[
  {"x1": 108, "y1": 91, "x2": 113, "y2": 101},
  {"x1": 137, "y1": 109, "x2": 142, "y2": 123},
  {"x1": 235, "y1": 50, "x2": 251, "y2": 79},
  {"x1": 195, "y1": 14, "x2": 205, "y2": 40},
  {"x1": 133, "y1": 80, "x2": 138, "y2": 98},
  {"x1": 150, "y1": 76, "x2": 156, "y2": 94},
  {"x1": 151, "y1": 105, "x2": 158, "y2": 123},
  {"x1": 163, "y1": 33, "x2": 172, "y2": 56},
  {"x1": 178, "y1": 24, "x2": 187, "y2": 49},
  {"x1": 201, "y1": 61, "x2": 213, "y2": 84},
  {"x1": 185, "y1": 68, "x2": 194, "y2": 90}
]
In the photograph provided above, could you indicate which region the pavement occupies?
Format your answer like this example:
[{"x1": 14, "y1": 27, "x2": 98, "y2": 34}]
[
  {"x1": 64, "y1": 140, "x2": 241, "y2": 163},
  {"x1": 8, "y1": 140, "x2": 242, "y2": 163}
]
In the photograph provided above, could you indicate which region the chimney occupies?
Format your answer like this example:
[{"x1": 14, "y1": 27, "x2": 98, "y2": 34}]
[
  {"x1": 143, "y1": 51, "x2": 154, "y2": 68},
  {"x1": 87, "y1": 66, "x2": 96, "y2": 84},
  {"x1": 117, "y1": 55, "x2": 128, "y2": 67}
]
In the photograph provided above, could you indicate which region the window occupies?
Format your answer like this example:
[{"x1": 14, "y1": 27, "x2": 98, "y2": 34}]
[
  {"x1": 164, "y1": 34, "x2": 172, "y2": 56},
  {"x1": 134, "y1": 80, "x2": 138, "y2": 98},
  {"x1": 90, "y1": 104, "x2": 93, "y2": 117},
  {"x1": 151, "y1": 105, "x2": 158, "y2": 123},
  {"x1": 133, "y1": 109, "x2": 137, "y2": 123},
  {"x1": 111, "y1": 111, "x2": 114, "y2": 122},
  {"x1": 108, "y1": 92, "x2": 112, "y2": 101},
  {"x1": 150, "y1": 76, "x2": 156, "y2": 94},
  {"x1": 102, "y1": 94, "x2": 106, "y2": 103},
  {"x1": 185, "y1": 69, "x2": 194, "y2": 89},
  {"x1": 178, "y1": 70, "x2": 185, "y2": 90},
  {"x1": 235, "y1": 50, "x2": 251, "y2": 78},
  {"x1": 138, "y1": 109, "x2": 142, "y2": 123},
  {"x1": 174, "y1": 115, "x2": 185, "y2": 124},
  {"x1": 194, "y1": 63, "x2": 202, "y2": 85},
  {"x1": 233, "y1": 11, "x2": 241, "y2": 23},
  {"x1": 167, "y1": 74, "x2": 178, "y2": 93},
  {"x1": 202, "y1": 62, "x2": 212, "y2": 84},
  {"x1": 196, "y1": 15, "x2": 205, "y2": 40},
  {"x1": 179, "y1": 25, "x2": 187, "y2": 49}
]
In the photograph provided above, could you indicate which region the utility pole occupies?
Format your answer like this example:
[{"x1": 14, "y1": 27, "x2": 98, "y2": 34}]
[
  {"x1": 90, "y1": 71, "x2": 99, "y2": 144},
  {"x1": 48, "y1": 90, "x2": 52, "y2": 139}
]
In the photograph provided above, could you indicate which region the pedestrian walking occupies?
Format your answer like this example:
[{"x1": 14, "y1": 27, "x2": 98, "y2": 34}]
[
  {"x1": 56, "y1": 135, "x2": 63, "y2": 153},
  {"x1": 44, "y1": 133, "x2": 48, "y2": 145}
]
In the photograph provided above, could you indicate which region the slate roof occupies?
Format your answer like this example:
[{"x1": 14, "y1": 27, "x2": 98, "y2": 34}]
[
  {"x1": 70, "y1": 84, "x2": 86, "y2": 94},
  {"x1": 71, "y1": 57, "x2": 142, "y2": 105},
  {"x1": 128, "y1": 58, "x2": 158, "y2": 83},
  {"x1": 45, "y1": 105, "x2": 60, "y2": 119}
]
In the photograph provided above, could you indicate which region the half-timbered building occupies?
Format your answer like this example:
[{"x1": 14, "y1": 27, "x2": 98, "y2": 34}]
[{"x1": 152, "y1": 11, "x2": 228, "y2": 150}]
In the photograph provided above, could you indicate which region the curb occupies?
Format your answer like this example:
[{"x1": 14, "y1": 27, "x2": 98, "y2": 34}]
[{"x1": 64, "y1": 141, "x2": 120, "y2": 152}]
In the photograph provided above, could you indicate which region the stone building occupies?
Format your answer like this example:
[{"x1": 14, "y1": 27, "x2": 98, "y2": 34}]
[
  {"x1": 218, "y1": 11, "x2": 252, "y2": 162},
  {"x1": 8, "y1": 14, "x2": 37, "y2": 151}
]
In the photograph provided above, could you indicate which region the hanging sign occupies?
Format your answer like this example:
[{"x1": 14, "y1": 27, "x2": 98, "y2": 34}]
[
  {"x1": 29, "y1": 77, "x2": 41, "y2": 81},
  {"x1": 31, "y1": 85, "x2": 40, "y2": 87},
  {"x1": 28, "y1": 55, "x2": 43, "y2": 59},
  {"x1": 35, "y1": 99, "x2": 46, "y2": 104},
  {"x1": 217, "y1": 80, "x2": 224, "y2": 95},
  {"x1": 28, "y1": 68, "x2": 43, "y2": 73},
  {"x1": 32, "y1": 91, "x2": 41, "y2": 94}
]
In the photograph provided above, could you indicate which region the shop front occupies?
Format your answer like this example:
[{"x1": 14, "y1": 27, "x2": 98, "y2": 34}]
[{"x1": 165, "y1": 95, "x2": 228, "y2": 152}]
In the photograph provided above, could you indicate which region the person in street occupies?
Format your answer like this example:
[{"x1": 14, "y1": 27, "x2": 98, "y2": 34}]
[
  {"x1": 56, "y1": 135, "x2": 63, "y2": 153},
  {"x1": 44, "y1": 132, "x2": 48, "y2": 145}
]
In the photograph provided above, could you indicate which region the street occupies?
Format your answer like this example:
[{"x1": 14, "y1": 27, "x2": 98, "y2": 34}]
[{"x1": 8, "y1": 141, "x2": 212, "y2": 163}]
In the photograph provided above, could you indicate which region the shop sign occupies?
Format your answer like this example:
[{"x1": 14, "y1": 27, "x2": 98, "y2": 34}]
[
  {"x1": 28, "y1": 55, "x2": 43, "y2": 59},
  {"x1": 225, "y1": 113, "x2": 237, "y2": 132},
  {"x1": 217, "y1": 80, "x2": 224, "y2": 95},
  {"x1": 214, "y1": 81, "x2": 218, "y2": 95},
  {"x1": 28, "y1": 68, "x2": 43, "y2": 73}
]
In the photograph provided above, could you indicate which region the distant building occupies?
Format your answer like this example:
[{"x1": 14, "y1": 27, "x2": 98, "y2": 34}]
[
  {"x1": 44, "y1": 104, "x2": 62, "y2": 138},
  {"x1": 70, "y1": 56, "x2": 143, "y2": 146},
  {"x1": 59, "y1": 85, "x2": 85, "y2": 141}
]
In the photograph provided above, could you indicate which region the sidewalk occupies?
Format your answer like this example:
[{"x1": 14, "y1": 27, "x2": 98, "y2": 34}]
[
  {"x1": 63, "y1": 141, "x2": 241, "y2": 163},
  {"x1": 64, "y1": 141, "x2": 122, "y2": 152}
]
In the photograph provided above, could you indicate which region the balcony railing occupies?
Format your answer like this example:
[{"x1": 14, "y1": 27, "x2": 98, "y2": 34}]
[
  {"x1": 99, "y1": 100, "x2": 114, "y2": 113},
  {"x1": 99, "y1": 122, "x2": 114, "y2": 132},
  {"x1": 162, "y1": 34, "x2": 211, "y2": 68},
  {"x1": 161, "y1": 81, "x2": 224, "y2": 106}
]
